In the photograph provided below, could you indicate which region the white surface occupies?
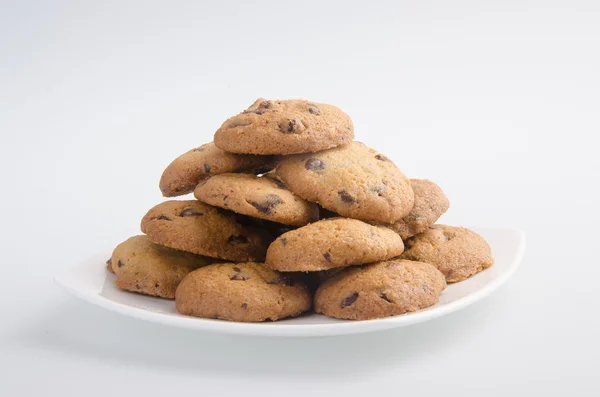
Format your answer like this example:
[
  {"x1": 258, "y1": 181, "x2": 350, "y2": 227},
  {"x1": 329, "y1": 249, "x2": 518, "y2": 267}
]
[
  {"x1": 1, "y1": 1, "x2": 598, "y2": 396},
  {"x1": 55, "y1": 228, "x2": 525, "y2": 337}
]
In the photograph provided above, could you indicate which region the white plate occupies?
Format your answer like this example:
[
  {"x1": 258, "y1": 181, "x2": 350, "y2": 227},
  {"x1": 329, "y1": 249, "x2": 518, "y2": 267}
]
[{"x1": 54, "y1": 228, "x2": 525, "y2": 337}]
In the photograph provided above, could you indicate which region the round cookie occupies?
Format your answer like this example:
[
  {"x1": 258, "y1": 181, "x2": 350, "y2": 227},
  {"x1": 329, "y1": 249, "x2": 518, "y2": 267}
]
[
  {"x1": 386, "y1": 179, "x2": 450, "y2": 239},
  {"x1": 265, "y1": 218, "x2": 404, "y2": 272},
  {"x1": 400, "y1": 225, "x2": 494, "y2": 283},
  {"x1": 275, "y1": 142, "x2": 414, "y2": 223},
  {"x1": 213, "y1": 98, "x2": 354, "y2": 155},
  {"x1": 194, "y1": 173, "x2": 319, "y2": 226},
  {"x1": 159, "y1": 142, "x2": 272, "y2": 197},
  {"x1": 175, "y1": 262, "x2": 312, "y2": 322},
  {"x1": 314, "y1": 259, "x2": 446, "y2": 320},
  {"x1": 110, "y1": 235, "x2": 212, "y2": 298},
  {"x1": 141, "y1": 200, "x2": 273, "y2": 262}
]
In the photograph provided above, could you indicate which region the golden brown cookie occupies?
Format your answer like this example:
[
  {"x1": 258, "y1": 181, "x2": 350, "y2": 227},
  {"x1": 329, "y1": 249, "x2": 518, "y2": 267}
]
[
  {"x1": 400, "y1": 225, "x2": 494, "y2": 282},
  {"x1": 175, "y1": 262, "x2": 312, "y2": 322},
  {"x1": 159, "y1": 142, "x2": 271, "y2": 197},
  {"x1": 194, "y1": 173, "x2": 319, "y2": 226},
  {"x1": 314, "y1": 259, "x2": 446, "y2": 320},
  {"x1": 213, "y1": 98, "x2": 354, "y2": 155},
  {"x1": 265, "y1": 218, "x2": 404, "y2": 272},
  {"x1": 275, "y1": 142, "x2": 414, "y2": 223},
  {"x1": 386, "y1": 179, "x2": 450, "y2": 239},
  {"x1": 110, "y1": 235, "x2": 212, "y2": 298},
  {"x1": 141, "y1": 200, "x2": 272, "y2": 262}
]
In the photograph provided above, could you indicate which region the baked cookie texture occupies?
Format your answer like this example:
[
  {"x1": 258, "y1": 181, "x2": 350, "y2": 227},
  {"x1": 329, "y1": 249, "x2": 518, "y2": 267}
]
[
  {"x1": 141, "y1": 200, "x2": 273, "y2": 262},
  {"x1": 314, "y1": 259, "x2": 446, "y2": 320},
  {"x1": 275, "y1": 142, "x2": 414, "y2": 223},
  {"x1": 214, "y1": 98, "x2": 354, "y2": 155},
  {"x1": 175, "y1": 262, "x2": 312, "y2": 322},
  {"x1": 159, "y1": 142, "x2": 271, "y2": 197},
  {"x1": 386, "y1": 179, "x2": 450, "y2": 239},
  {"x1": 110, "y1": 235, "x2": 212, "y2": 298},
  {"x1": 194, "y1": 173, "x2": 319, "y2": 226},
  {"x1": 400, "y1": 225, "x2": 493, "y2": 282},
  {"x1": 265, "y1": 218, "x2": 404, "y2": 272}
]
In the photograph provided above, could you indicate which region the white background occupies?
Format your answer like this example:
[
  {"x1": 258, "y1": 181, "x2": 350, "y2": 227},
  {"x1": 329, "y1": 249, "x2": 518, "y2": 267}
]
[{"x1": 1, "y1": 1, "x2": 598, "y2": 396}]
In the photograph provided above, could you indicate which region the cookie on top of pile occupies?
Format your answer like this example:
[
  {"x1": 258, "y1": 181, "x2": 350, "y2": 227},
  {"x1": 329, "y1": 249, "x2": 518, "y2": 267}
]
[{"x1": 107, "y1": 98, "x2": 494, "y2": 322}]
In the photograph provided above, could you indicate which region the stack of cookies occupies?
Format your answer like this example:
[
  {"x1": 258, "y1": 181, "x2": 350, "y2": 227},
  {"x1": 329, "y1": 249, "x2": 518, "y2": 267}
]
[{"x1": 107, "y1": 98, "x2": 494, "y2": 322}]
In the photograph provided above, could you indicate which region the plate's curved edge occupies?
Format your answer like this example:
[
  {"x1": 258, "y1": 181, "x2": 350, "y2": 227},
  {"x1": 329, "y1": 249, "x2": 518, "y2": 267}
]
[{"x1": 54, "y1": 228, "x2": 526, "y2": 338}]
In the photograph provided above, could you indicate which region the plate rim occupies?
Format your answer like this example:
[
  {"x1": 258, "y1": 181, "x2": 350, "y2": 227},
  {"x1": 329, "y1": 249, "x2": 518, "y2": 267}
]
[{"x1": 54, "y1": 228, "x2": 526, "y2": 337}]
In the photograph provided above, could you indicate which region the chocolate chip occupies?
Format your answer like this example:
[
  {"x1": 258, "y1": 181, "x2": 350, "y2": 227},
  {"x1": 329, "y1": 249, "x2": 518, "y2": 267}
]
[
  {"x1": 308, "y1": 104, "x2": 321, "y2": 115},
  {"x1": 241, "y1": 303, "x2": 248, "y2": 309},
  {"x1": 180, "y1": 208, "x2": 204, "y2": 217},
  {"x1": 243, "y1": 101, "x2": 272, "y2": 115},
  {"x1": 341, "y1": 292, "x2": 359, "y2": 308},
  {"x1": 204, "y1": 163, "x2": 211, "y2": 174},
  {"x1": 305, "y1": 158, "x2": 326, "y2": 172},
  {"x1": 233, "y1": 267, "x2": 241, "y2": 272},
  {"x1": 135, "y1": 284, "x2": 141, "y2": 289},
  {"x1": 323, "y1": 252, "x2": 332, "y2": 262},
  {"x1": 156, "y1": 215, "x2": 172, "y2": 221},
  {"x1": 280, "y1": 237, "x2": 287, "y2": 246},
  {"x1": 281, "y1": 119, "x2": 303, "y2": 134},
  {"x1": 266, "y1": 194, "x2": 284, "y2": 205},
  {"x1": 228, "y1": 235, "x2": 248, "y2": 244},
  {"x1": 155, "y1": 283, "x2": 160, "y2": 288},
  {"x1": 443, "y1": 234, "x2": 450, "y2": 241},
  {"x1": 371, "y1": 186, "x2": 386, "y2": 196},
  {"x1": 380, "y1": 291, "x2": 392, "y2": 303},
  {"x1": 259, "y1": 100, "x2": 273, "y2": 109},
  {"x1": 117, "y1": 260, "x2": 125, "y2": 268},
  {"x1": 338, "y1": 190, "x2": 356, "y2": 203},
  {"x1": 268, "y1": 274, "x2": 294, "y2": 286},
  {"x1": 192, "y1": 147, "x2": 206, "y2": 152},
  {"x1": 250, "y1": 194, "x2": 282, "y2": 214},
  {"x1": 375, "y1": 154, "x2": 390, "y2": 161},
  {"x1": 230, "y1": 273, "x2": 250, "y2": 281}
]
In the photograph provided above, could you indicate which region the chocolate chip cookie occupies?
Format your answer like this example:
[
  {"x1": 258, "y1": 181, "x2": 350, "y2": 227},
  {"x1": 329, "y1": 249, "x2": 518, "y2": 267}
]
[
  {"x1": 141, "y1": 200, "x2": 273, "y2": 262},
  {"x1": 213, "y1": 98, "x2": 354, "y2": 155},
  {"x1": 275, "y1": 142, "x2": 414, "y2": 223},
  {"x1": 175, "y1": 262, "x2": 312, "y2": 322},
  {"x1": 194, "y1": 173, "x2": 319, "y2": 226},
  {"x1": 159, "y1": 142, "x2": 271, "y2": 197},
  {"x1": 265, "y1": 218, "x2": 404, "y2": 272},
  {"x1": 386, "y1": 179, "x2": 450, "y2": 239},
  {"x1": 110, "y1": 235, "x2": 212, "y2": 298},
  {"x1": 314, "y1": 259, "x2": 446, "y2": 320},
  {"x1": 400, "y1": 225, "x2": 494, "y2": 282}
]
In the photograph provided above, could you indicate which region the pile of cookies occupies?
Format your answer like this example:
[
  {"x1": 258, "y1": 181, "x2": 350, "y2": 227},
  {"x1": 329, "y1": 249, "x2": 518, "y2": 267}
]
[{"x1": 107, "y1": 98, "x2": 494, "y2": 322}]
